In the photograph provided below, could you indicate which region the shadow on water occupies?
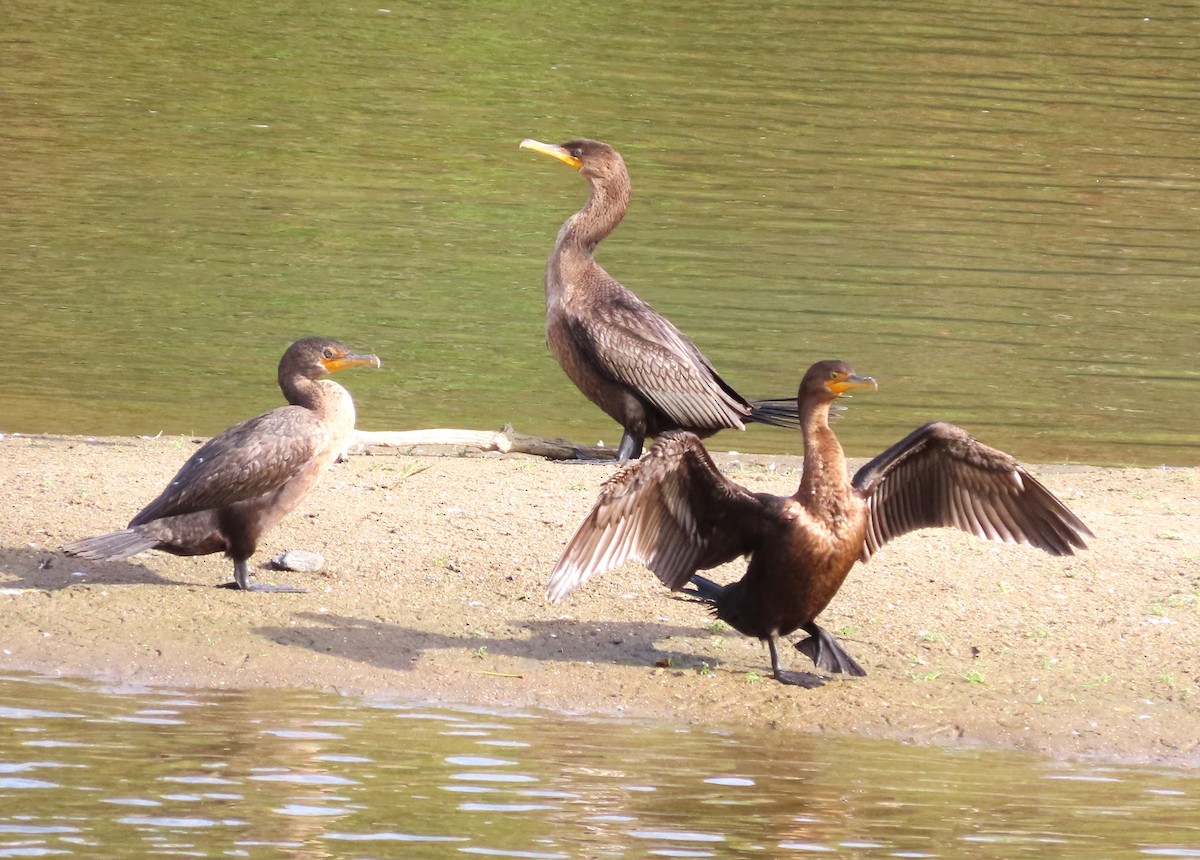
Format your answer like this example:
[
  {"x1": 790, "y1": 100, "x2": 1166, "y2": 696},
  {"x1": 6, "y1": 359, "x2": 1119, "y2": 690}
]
[{"x1": 255, "y1": 611, "x2": 718, "y2": 674}]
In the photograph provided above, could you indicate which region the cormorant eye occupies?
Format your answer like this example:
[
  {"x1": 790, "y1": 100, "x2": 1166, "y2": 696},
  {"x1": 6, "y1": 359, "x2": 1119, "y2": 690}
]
[{"x1": 323, "y1": 347, "x2": 335, "y2": 359}]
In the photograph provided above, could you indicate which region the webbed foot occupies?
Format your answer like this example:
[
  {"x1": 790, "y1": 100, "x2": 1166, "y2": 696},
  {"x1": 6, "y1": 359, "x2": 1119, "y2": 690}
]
[
  {"x1": 795, "y1": 623, "x2": 866, "y2": 676},
  {"x1": 226, "y1": 560, "x2": 307, "y2": 593},
  {"x1": 221, "y1": 580, "x2": 307, "y2": 593},
  {"x1": 767, "y1": 636, "x2": 828, "y2": 688},
  {"x1": 773, "y1": 669, "x2": 828, "y2": 688}
]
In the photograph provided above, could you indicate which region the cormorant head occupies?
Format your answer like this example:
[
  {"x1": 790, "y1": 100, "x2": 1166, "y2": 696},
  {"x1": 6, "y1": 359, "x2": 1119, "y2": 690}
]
[
  {"x1": 800, "y1": 360, "x2": 878, "y2": 403},
  {"x1": 520, "y1": 137, "x2": 628, "y2": 185},
  {"x1": 280, "y1": 337, "x2": 381, "y2": 381}
]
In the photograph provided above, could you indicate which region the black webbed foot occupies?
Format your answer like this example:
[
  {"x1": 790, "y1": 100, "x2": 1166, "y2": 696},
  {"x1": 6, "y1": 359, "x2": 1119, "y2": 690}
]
[
  {"x1": 219, "y1": 579, "x2": 307, "y2": 593},
  {"x1": 773, "y1": 669, "x2": 828, "y2": 688},
  {"x1": 795, "y1": 623, "x2": 867, "y2": 677},
  {"x1": 227, "y1": 560, "x2": 307, "y2": 593},
  {"x1": 250, "y1": 581, "x2": 307, "y2": 593},
  {"x1": 767, "y1": 636, "x2": 829, "y2": 688}
]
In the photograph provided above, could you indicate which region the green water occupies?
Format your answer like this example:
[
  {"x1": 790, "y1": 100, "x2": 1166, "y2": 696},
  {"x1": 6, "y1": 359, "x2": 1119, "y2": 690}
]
[
  {"x1": 0, "y1": 673, "x2": 1198, "y2": 858},
  {"x1": 2, "y1": 0, "x2": 1198, "y2": 465}
]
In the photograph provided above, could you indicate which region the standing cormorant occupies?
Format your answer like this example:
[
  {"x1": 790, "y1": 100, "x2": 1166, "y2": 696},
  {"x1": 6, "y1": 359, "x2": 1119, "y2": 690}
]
[
  {"x1": 520, "y1": 137, "x2": 797, "y2": 461},
  {"x1": 547, "y1": 360, "x2": 1092, "y2": 686},
  {"x1": 63, "y1": 337, "x2": 380, "y2": 592}
]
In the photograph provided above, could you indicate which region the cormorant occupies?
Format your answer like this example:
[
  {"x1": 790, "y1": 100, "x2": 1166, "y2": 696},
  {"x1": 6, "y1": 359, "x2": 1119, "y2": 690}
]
[
  {"x1": 520, "y1": 137, "x2": 797, "y2": 461},
  {"x1": 547, "y1": 360, "x2": 1092, "y2": 686},
  {"x1": 63, "y1": 337, "x2": 380, "y2": 592}
]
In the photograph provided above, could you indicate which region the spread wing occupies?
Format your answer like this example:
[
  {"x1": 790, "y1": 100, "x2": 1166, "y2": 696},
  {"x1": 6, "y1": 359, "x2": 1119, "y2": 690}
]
[
  {"x1": 568, "y1": 286, "x2": 751, "y2": 430},
  {"x1": 547, "y1": 431, "x2": 770, "y2": 602},
  {"x1": 852, "y1": 422, "x2": 1093, "y2": 560},
  {"x1": 130, "y1": 406, "x2": 327, "y2": 525}
]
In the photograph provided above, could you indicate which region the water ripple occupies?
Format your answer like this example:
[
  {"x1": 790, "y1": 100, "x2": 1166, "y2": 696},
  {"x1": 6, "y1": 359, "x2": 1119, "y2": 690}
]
[
  {"x1": 703, "y1": 776, "x2": 755, "y2": 787},
  {"x1": 458, "y1": 849, "x2": 568, "y2": 859},
  {"x1": 248, "y1": 772, "x2": 357, "y2": 786},
  {"x1": 0, "y1": 779, "x2": 58, "y2": 790},
  {"x1": 162, "y1": 775, "x2": 238, "y2": 786},
  {"x1": 629, "y1": 830, "x2": 725, "y2": 843},
  {"x1": 274, "y1": 804, "x2": 353, "y2": 817},
  {"x1": 447, "y1": 756, "x2": 517, "y2": 767},
  {"x1": 0, "y1": 847, "x2": 73, "y2": 857},
  {"x1": 313, "y1": 754, "x2": 372, "y2": 763},
  {"x1": 458, "y1": 803, "x2": 560, "y2": 812},
  {"x1": 261, "y1": 729, "x2": 343, "y2": 740},
  {"x1": 112, "y1": 716, "x2": 186, "y2": 726},
  {"x1": 101, "y1": 798, "x2": 161, "y2": 807},
  {"x1": 324, "y1": 831, "x2": 467, "y2": 843},
  {"x1": 450, "y1": 772, "x2": 538, "y2": 784},
  {"x1": 0, "y1": 709, "x2": 82, "y2": 721},
  {"x1": 116, "y1": 816, "x2": 242, "y2": 828}
]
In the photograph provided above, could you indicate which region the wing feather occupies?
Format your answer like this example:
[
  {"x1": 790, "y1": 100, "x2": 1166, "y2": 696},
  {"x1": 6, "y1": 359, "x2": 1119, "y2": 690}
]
[
  {"x1": 547, "y1": 431, "x2": 768, "y2": 602},
  {"x1": 569, "y1": 292, "x2": 751, "y2": 430},
  {"x1": 853, "y1": 422, "x2": 1092, "y2": 561},
  {"x1": 131, "y1": 407, "x2": 327, "y2": 525}
]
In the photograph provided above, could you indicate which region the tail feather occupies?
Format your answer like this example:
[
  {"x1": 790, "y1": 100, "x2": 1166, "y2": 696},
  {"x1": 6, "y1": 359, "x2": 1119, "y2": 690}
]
[
  {"x1": 681, "y1": 573, "x2": 725, "y2": 604},
  {"x1": 746, "y1": 398, "x2": 801, "y2": 429},
  {"x1": 62, "y1": 528, "x2": 158, "y2": 561}
]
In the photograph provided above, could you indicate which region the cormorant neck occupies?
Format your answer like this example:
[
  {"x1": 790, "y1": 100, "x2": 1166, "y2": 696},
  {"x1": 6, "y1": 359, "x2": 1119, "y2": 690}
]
[
  {"x1": 279, "y1": 373, "x2": 327, "y2": 412},
  {"x1": 558, "y1": 170, "x2": 630, "y2": 255},
  {"x1": 796, "y1": 398, "x2": 852, "y2": 509}
]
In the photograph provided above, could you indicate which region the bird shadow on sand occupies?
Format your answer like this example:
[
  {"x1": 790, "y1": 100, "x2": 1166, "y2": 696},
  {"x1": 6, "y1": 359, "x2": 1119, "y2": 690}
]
[
  {"x1": 0, "y1": 544, "x2": 191, "y2": 590},
  {"x1": 253, "y1": 610, "x2": 738, "y2": 675}
]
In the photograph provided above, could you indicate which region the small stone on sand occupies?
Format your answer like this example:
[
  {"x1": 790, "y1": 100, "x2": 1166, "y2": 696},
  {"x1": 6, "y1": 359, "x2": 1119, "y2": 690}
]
[{"x1": 270, "y1": 550, "x2": 325, "y2": 573}]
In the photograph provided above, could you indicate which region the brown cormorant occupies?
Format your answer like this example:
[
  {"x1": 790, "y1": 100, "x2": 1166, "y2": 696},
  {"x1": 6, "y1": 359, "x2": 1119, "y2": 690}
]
[
  {"x1": 547, "y1": 360, "x2": 1092, "y2": 686},
  {"x1": 520, "y1": 137, "x2": 798, "y2": 462},
  {"x1": 63, "y1": 337, "x2": 380, "y2": 592}
]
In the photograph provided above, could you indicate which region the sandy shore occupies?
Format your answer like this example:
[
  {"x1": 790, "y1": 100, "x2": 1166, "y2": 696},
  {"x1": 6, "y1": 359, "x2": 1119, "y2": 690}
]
[{"x1": 1, "y1": 433, "x2": 1197, "y2": 766}]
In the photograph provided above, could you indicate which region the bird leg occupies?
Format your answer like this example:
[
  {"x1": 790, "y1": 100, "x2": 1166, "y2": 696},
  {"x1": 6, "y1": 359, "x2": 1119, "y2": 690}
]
[
  {"x1": 768, "y1": 636, "x2": 827, "y2": 688},
  {"x1": 616, "y1": 430, "x2": 644, "y2": 463},
  {"x1": 795, "y1": 623, "x2": 867, "y2": 677},
  {"x1": 223, "y1": 559, "x2": 307, "y2": 594}
]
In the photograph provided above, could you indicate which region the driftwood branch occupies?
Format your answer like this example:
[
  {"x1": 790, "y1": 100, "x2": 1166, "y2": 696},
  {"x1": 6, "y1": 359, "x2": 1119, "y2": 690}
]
[{"x1": 351, "y1": 424, "x2": 619, "y2": 461}]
